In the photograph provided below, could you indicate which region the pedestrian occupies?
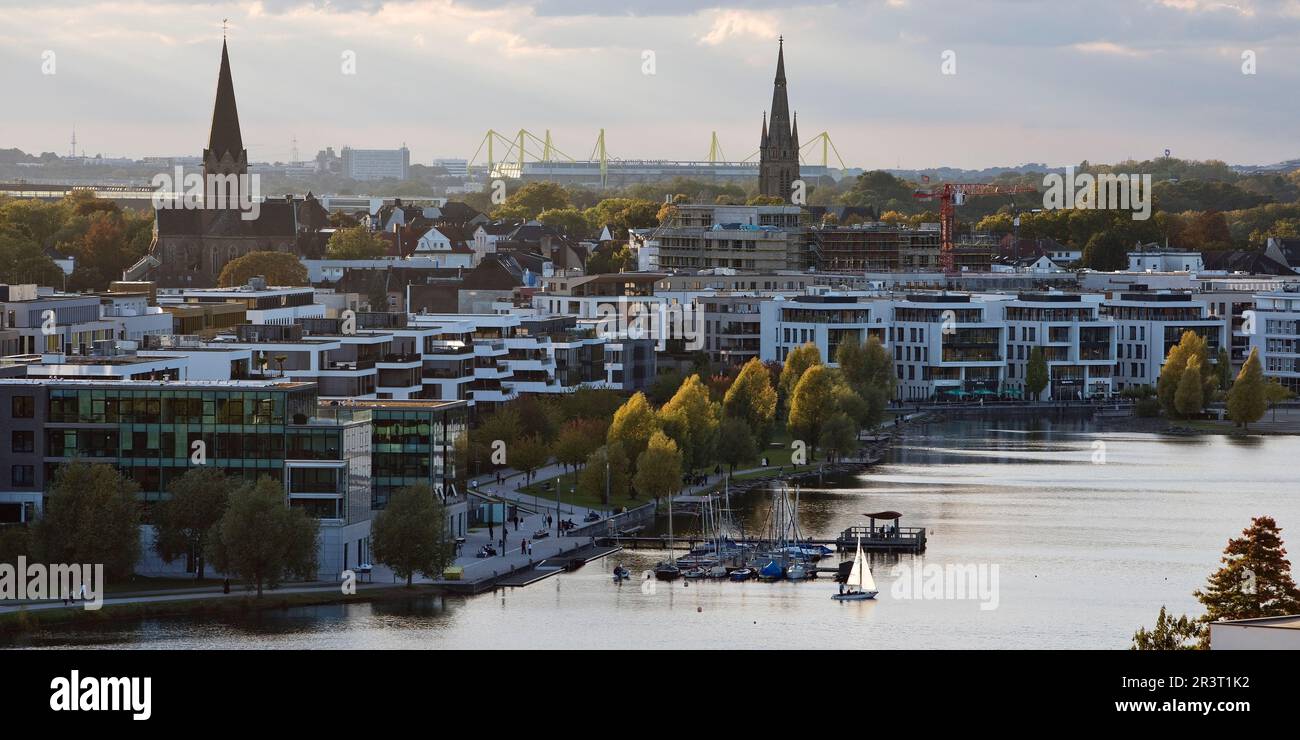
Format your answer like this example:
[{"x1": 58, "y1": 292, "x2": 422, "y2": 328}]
[
  {"x1": 223, "y1": 578, "x2": 231, "y2": 594},
  {"x1": 514, "y1": 517, "x2": 519, "y2": 532},
  {"x1": 489, "y1": 523, "x2": 494, "y2": 540},
  {"x1": 527, "y1": 541, "x2": 533, "y2": 555},
  {"x1": 78, "y1": 583, "x2": 87, "y2": 602},
  {"x1": 521, "y1": 539, "x2": 527, "y2": 556}
]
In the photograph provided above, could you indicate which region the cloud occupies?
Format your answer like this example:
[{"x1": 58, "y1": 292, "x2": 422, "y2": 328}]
[{"x1": 698, "y1": 10, "x2": 780, "y2": 46}]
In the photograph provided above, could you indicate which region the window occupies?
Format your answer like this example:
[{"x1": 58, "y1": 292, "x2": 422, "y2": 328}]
[
  {"x1": 11, "y1": 431, "x2": 34, "y2": 454},
  {"x1": 11, "y1": 395, "x2": 34, "y2": 419},
  {"x1": 11, "y1": 465, "x2": 34, "y2": 487}
]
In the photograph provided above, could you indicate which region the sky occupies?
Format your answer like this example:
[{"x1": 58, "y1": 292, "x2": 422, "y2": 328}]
[{"x1": 2, "y1": 0, "x2": 1300, "y2": 170}]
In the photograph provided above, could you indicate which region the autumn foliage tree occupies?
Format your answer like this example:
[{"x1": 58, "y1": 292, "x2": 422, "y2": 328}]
[{"x1": 218, "y1": 250, "x2": 308, "y2": 287}]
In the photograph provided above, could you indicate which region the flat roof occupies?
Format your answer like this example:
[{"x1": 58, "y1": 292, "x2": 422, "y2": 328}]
[
  {"x1": 1211, "y1": 615, "x2": 1300, "y2": 630},
  {"x1": 0, "y1": 378, "x2": 315, "y2": 389}
]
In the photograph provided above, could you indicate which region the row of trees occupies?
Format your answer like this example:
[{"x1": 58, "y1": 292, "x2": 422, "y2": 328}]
[
  {"x1": 0, "y1": 192, "x2": 153, "y2": 291},
  {"x1": 1152, "y1": 330, "x2": 1291, "y2": 429},
  {"x1": 0, "y1": 459, "x2": 463, "y2": 595},
  {"x1": 1133, "y1": 516, "x2": 1300, "y2": 649},
  {"x1": 2, "y1": 462, "x2": 319, "y2": 597}
]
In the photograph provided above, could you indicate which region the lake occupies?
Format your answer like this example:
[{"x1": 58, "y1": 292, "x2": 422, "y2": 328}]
[{"x1": 10, "y1": 418, "x2": 1297, "y2": 649}]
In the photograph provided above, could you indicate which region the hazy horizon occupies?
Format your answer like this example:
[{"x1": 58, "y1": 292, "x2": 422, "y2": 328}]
[{"x1": 2, "y1": 0, "x2": 1299, "y2": 170}]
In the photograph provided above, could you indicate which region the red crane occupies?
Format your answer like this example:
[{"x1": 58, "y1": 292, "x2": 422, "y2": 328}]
[{"x1": 913, "y1": 183, "x2": 1037, "y2": 272}]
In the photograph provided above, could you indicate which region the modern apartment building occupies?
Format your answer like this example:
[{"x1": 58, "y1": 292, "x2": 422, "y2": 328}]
[
  {"x1": 1001, "y1": 293, "x2": 1116, "y2": 400},
  {"x1": 1248, "y1": 289, "x2": 1300, "y2": 393},
  {"x1": 1101, "y1": 291, "x2": 1224, "y2": 392},
  {"x1": 759, "y1": 293, "x2": 884, "y2": 366},
  {"x1": 341, "y1": 146, "x2": 410, "y2": 181},
  {"x1": 889, "y1": 294, "x2": 1006, "y2": 401}
]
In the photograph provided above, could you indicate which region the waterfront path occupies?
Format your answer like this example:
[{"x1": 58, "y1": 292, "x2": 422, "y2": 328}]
[{"x1": 0, "y1": 580, "x2": 397, "y2": 615}]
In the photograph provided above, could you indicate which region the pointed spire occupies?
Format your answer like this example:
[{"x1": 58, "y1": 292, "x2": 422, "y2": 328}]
[
  {"x1": 791, "y1": 111, "x2": 799, "y2": 149},
  {"x1": 761, "y1": 111, "x2": 769, "y2": 148},
  {"x1": 206, "y1": 40, "x2": 244, "y2": 162},
  {"x1": 775, "y1": 36, "x2": 786, "y2": 85},
  {"x1": 768, "y1": 38, "x2": 791, "y2": 146}
]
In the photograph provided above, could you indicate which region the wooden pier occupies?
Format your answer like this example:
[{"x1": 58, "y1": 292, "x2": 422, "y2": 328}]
[{"x1": 596, "y1": 525, "x2": 925, "y2": 554}]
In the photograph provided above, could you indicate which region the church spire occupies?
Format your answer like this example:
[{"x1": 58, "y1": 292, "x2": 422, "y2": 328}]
[
  {"x1": 205, "y1": 39, "x2": 246, "y2": 170},
  {"x1": 759, "y1": 37, "x2": 799, "y2": 200}
]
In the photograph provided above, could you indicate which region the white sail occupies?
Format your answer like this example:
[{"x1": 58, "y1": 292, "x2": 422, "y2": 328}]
[
  {"x1": 848, "y1": 538, "x2": 876, "y2": 592},
  {"x1": 857, "y1": 548, "x2": 876, "y2": 592}
]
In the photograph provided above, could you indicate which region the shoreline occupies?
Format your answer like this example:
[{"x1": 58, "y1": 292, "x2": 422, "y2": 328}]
[{"x1": 0, "y1": 583, "x2": 443, "y2": 637}]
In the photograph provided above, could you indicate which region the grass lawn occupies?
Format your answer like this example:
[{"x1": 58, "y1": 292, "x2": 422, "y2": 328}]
[
  {"x1": 515, "y1": 470, "x2": 646, "y2": 512},
  {"x1": 104, "y1": 575, "x2": 225, "y2": 595}
]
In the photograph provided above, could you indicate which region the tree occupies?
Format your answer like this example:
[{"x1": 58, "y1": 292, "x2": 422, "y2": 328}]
[
  {"x1": 370, "y1": 484, "x2": 454, "y2": 587},
  {"x1": 508, "y1": 434, "x2": 549, "y2": 485},
  {"x1": 658, "y1": 374, "x2": 720, "y2": 472},
  {"x1": 835, "y1": 336, "x2": 895, "y2": 428},
  {"x1": 1215, "y1": 347, "x2": 1232, "y2": 391},
  {"x1": 492, "y1": 181, "x2": 572, "y2": 220},
  {"x1": 0, "y1": 525, "x2": 30, "y2": 564},
  {"x1": 326, "y1": 225, "x2": 389, "y2": 260},
  {"x1": 554, "y1": 418, "x2": 604, "y2": 476},
  {"x1": 787, "y1": 365, "x2": 837, "y2": 460},
  {"x1": 537, "y1": 207, "x2": 590, "y2": 239},
  {"x1": 0, "y1": 233, "x2": 64, "y2": 286},
  {"x1": 1157, "y1": 330, "x2": 1215, "y2": 418},
  {"x1": 778, "y1": 343, "x2": 822, "y2": 407},
  {"x1": 1131, "y1": 606, "x2": 1204, "y2": 650},
  {"x1": 1226, "y1": 347, "x2": 1267, "y2": 430},
  {"x1": 1194, "y1": 516, "x2": 1300, "y2": 629},
  {"x1": 217, "y1": 250, "x2": 308, "y2": 287},
  {"x1": 716, "y1": 416, "x2": 758, "y2": 474},
  {"x1": 31, "y1": 461, "x2": 141, "y2": 581},
  {"x1": 607, "y1": 392, "x2": 660, "y2": 473},
  {"x1": 632, "y1": 431, "x2": 683, "y2": 504},
  {"x1": 1025, "y1": 346, "x2": 1049, "y2": 401},
  {"x1": 577, "y1": 443, "x2": 631, "y2": 506},
  {"x1": 207, "y1": 477, "x2": 319, "y2": 597},
  {"x1": 153, "y1": 466, "x2": 231, "y2": 580},
  {"x1": 1174, "y1": 355, "x2": 1205, "y2": 417},
  {"x1": 722, "y1": 357, "x2": 778, "y2": 444},
  {"x1": 819, "y1": 413, "x2": 859, "y2": 463}
]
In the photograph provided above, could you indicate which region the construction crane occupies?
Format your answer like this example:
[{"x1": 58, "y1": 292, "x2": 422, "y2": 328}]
[{"x1": 913, "y1": 183, "x2": 1037, "y2": 272}]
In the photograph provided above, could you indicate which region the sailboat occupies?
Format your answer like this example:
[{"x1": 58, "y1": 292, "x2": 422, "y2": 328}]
[
  {"x1": 654, "y1": 489, "x2": 681, "y2": 581},
  {"x1": 832, "y1": 537, "x2": 877, "y2": 601}
]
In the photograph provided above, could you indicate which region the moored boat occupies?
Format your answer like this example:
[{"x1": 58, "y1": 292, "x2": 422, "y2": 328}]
[
  {"x1": 683, "y1": 566, "x2": 708, "y2": 579},
  {"x1": 729, "y1": 568, "x2": 754, "y2": 581}
]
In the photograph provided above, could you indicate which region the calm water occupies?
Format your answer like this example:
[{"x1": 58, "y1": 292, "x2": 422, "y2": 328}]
[{"x1": 11, "y1": 419, "x2": 1298, "y2": 649}]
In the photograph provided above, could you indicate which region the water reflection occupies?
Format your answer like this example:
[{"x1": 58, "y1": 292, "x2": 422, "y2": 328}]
[{"x1": 11, "y1": 419, "x2": 1300, "y2": 649}]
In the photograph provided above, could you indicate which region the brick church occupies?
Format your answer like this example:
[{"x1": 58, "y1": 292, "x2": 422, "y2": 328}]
[{"x1": 136, "y1": 40, "x2": 329, "y2": 288}]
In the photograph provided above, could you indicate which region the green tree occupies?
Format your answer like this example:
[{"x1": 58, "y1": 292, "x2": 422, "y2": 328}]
[
  {"x1": 537, "y1": 207, "x2": 590, "y2": 238},
  {"x1": 632, "y1": 431, "x2": 683, "y2": 504},
  {"x1": 577, "y1": 443, "x2": 631, "y2": 506},
  {"x1": 492, "y1": 181, "x2": 572, "y2": 220},
  {"x1": 716, "y1": 416, "x2": 758, "y2": 474},
  {"x1": 1130, "y1": 606, "x2": 1204, "y2": 650},
  {"x1": 0, "y1": 233, "x2": 64, "y2": 286},
  {"x1": 1216, "y1": 347, "x2": 1232, "y2": 391},
  {"x1": 723, "y1": 357, "x2": 778, "y2": 445},
  {"x1": 0, "y1": 525, "x2": 30, "y2": 564},
  {"x1": 778, "y1": 343, "x2": 823, "y2": 407},
  {"x1": 835, "y1": 336, "x2": 896, "y2": 428},
  {"x1": 787, "y1": 364, "x2": 837, "y2": 460},
  {"x1": 207, "y1": 477, "x2": 319, "y2": 597},
  {"x1": 370, "y1": 484, "x2": 454, "y2": 587},
  {"x1": 1226, "y1": 347, "x2": 1268, "y2": 430},
  {"x1": 1194, "y1": 515, "x2": 1300, "y2": 630},
  {"x1": 326, "y1": 225, "x2": 389, "y2": 260},
  {"x1": 819, "y1": 413, "x2": 859, "y2": 463},
  {"x1": 607, "y1": 392, "x2": 660, "y2": 473},
  {"x1": 217, "y1": 250, "x2": 308, "y2": 287},
  {"x1": 1025, "y1": 346, "x2": 1049, "y2": 401},
  {"x1": 658, "y1": 374, "x2": 720, "y2": 472},
  {"x1": 31, "y1": 461, "x2": 141, "y2": 580},
  {"x1": 153, "y1": 466, "x2": 231, "y2": 580},
  {"x1": 554, "y1": 418, "x2": 605, "y2": 476},
  {"x1": 508, "y1": 434, "x2": 549, "y2": 485}
]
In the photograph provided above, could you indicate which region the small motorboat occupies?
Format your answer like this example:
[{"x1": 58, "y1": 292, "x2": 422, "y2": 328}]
[
  {"x1": 683, "y1": 567, "x2": 708, "y2": 579},
  {"x1": 729, "y1": 568, "x2": 754, "y2": 582},
  {"x1": 786, "y1": 562, "x2": 809, "y2": 581},
  {"x1": 612, "y1": 565, "x2": 631, "y2": 582},
  {"x1": 654, "y1": 561, "x2": 681, "y2": 581}
]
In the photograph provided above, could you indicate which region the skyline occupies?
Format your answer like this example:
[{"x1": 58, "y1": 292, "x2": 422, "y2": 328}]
[{"x1": 1, "y1": 1, "x2": 1299, "y2": 170}]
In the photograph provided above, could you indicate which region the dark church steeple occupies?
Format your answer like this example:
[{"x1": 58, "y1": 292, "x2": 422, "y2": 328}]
[
  {"x1": 203, "y1": 40, "x2": 248, "y2": 178},
  {"x1": 759, "y1": 37, "x2": 799, "y2": 201}
]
